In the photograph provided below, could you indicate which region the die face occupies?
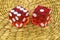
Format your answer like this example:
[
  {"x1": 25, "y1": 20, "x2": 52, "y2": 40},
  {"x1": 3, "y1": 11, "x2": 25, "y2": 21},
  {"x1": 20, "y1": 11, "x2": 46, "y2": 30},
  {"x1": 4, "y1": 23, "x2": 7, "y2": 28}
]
[
  {"x1": 32, "y1": 5, "x2": 51, "y2": 27},
  {"x1": 34, "y1": 5, "x2": 51, "y2": 15},
  {"x1": 9, "y1": 6, "x2": 29, "y2": 28}
]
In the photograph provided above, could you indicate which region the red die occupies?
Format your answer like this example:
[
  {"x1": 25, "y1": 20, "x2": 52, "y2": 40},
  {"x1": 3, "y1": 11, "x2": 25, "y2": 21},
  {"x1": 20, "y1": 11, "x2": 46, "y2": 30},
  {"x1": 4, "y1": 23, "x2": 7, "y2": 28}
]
[
  {"x1": 9, "y1": 6, "x2": 29, "y2": 28},
  {"x1": 32, "y1": 5, "x2": 51, "y2": 28}
]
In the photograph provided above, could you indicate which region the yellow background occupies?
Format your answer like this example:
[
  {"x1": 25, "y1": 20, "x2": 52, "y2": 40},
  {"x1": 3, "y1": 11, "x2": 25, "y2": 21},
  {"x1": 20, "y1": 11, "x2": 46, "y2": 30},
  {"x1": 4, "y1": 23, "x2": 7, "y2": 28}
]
[{"x1": 0, "y1": 0, "x2": 60, "y2": 40}]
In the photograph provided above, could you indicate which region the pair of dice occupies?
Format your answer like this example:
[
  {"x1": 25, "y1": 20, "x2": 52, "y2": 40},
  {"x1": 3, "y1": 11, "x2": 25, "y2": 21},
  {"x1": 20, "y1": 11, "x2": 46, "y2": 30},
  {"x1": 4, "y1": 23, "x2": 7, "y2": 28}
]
[{"x1": 9, "y1": 5, "x2": 51, "y2": 28}]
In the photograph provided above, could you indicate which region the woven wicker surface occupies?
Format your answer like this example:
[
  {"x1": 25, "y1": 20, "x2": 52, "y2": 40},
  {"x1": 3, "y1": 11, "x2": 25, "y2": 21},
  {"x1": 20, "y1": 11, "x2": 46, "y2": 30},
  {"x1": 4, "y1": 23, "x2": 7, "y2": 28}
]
[{"x1": 0, "y1": 0, "x2": 60, "y2": 40}]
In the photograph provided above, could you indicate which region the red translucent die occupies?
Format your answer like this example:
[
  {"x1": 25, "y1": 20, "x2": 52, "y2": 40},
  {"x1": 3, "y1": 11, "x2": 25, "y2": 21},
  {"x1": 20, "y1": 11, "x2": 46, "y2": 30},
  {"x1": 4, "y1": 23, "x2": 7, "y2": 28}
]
[
  {"x1": 32, "y1": 5, "x2": 51, "y2": 27},
  {"x1": 9, "y1": 6, "x2": 29, "y2": 28}
]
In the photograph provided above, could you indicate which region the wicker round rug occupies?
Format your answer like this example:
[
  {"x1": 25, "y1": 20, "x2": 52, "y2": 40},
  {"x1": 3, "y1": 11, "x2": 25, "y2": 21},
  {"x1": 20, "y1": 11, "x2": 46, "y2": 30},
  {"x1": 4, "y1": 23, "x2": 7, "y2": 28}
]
[{"x1": 0, "y1": 0, "x2": 60, "y2": 40}]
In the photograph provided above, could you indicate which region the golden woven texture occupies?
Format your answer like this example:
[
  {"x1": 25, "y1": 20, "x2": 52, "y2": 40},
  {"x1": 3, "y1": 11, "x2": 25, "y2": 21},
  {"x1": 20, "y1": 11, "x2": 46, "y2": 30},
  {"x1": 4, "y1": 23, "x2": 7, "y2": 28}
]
[{"x1": 0, "y1": 0, "x2": 60, "y2": 40}]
